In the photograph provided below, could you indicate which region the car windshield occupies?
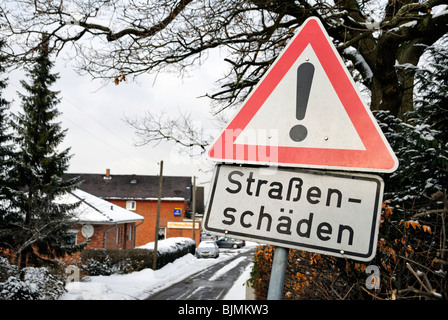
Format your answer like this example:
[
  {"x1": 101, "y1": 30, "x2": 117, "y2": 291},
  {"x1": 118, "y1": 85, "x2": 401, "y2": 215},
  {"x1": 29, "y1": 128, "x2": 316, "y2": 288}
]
[{"x1": 199, "y1": 241, "x2": 215, "y2": 248}]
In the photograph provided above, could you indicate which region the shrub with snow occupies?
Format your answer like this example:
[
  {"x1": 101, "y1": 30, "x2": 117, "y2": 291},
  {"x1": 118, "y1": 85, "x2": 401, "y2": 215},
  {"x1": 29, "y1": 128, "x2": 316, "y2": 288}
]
[
  {"x1": 82, "y1": 256, "x2": 113, "y2": 276},
  {"x1": 78, "y1": 238, "x2": 197, "y2": 277},
  {"x1": 0, "y1": 257, "x2": 65, "y2": 300}
]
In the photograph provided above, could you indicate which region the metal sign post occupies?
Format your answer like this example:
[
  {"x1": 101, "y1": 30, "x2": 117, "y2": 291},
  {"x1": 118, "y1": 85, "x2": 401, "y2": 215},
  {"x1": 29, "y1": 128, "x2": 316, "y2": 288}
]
[{"x1": 267, "y1": 246, "x2": 289, "y2": 300}]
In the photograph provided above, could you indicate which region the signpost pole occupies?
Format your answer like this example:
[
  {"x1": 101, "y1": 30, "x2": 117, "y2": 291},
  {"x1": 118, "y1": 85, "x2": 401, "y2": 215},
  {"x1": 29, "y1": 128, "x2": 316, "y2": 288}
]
[
  {"x1": 152, "y1": 160, "x2": 163, "y2": 270},
  {"x1": 267, "y1": 246, "x2": 289, "y2": 300}
]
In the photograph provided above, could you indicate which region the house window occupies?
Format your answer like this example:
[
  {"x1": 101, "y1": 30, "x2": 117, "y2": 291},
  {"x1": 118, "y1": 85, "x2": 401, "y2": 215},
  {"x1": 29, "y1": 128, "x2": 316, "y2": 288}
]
[
  {"x1": 158, "y1": 227, "x2": 166, "y2": 240},
  {"x1": 126, "y1": 201, "x2": 136, "y2": 210},
  {"x1": 116, "y1": 226, "x2": 120, "y2": 244},
  {"x1": 128, "y1": 225, "x2": 132, "y2": 241},
  {"x1": 65, "y1": 230, "x2": 78, "y2": 246}
]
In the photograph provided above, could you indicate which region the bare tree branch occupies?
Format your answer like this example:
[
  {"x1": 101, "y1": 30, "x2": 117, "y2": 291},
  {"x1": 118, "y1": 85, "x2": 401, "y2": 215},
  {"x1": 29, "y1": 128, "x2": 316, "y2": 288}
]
[
  {"x1": 124, "y1": 108, "x2": 213, "y2": 156},
  {"x1": 2, "y1": 0, "x2": 448, "y2": 147}
]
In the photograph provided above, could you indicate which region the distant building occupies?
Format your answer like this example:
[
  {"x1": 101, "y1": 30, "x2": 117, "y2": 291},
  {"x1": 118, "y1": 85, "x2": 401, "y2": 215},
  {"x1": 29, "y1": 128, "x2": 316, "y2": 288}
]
[
  {"x1": 59, "y1": 189, "x2": 145, "y2": 250},
  {"x1": 64, "y1": 169, "x2": 204, "y2": 246}
]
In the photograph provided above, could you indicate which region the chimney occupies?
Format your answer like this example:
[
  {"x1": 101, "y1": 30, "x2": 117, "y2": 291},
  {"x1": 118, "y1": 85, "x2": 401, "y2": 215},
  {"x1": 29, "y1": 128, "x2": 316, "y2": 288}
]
[{"x1": 104, "y1": 168, "x2": 112, "y2": 180}]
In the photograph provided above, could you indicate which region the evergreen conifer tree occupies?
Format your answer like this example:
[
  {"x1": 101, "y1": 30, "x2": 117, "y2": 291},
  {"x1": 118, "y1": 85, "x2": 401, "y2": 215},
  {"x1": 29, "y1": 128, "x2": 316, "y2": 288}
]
[
  {"x1": 413, "y1": 35, "x2": 448, "y2": 142},
  {"x1": 376, "y1": 35, "x2": 448, "y2": 208},
  {"x1": 0, "y1": 37, "x2": 17, "y2": 256},
  {"x1": 0, "y1": 39, "x2": 12, "y2": 173},
  {"x1": 370, "y1": 39, "x2": 448, "y2": 298},
  {"x1": 9, "y1": 36, "x2": 83, "y2": 267}
]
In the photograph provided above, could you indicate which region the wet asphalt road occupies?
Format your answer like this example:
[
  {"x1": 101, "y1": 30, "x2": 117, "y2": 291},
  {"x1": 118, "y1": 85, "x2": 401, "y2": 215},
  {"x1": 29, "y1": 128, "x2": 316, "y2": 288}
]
[{"x1": 146, "y1": 248, "x2": 255, "y2": 300}]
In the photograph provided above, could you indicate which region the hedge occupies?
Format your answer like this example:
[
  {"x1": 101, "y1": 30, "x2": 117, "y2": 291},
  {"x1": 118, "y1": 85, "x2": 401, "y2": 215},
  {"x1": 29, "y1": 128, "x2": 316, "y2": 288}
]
[{"x1": 80, "y1": 238, "x2": 196, "y2": 276}]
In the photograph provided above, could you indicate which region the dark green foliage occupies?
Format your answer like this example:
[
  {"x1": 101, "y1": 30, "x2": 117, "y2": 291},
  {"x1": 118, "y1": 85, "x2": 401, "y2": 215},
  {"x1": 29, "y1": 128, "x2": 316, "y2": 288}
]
[
  {"x1": 0, "y1": 256, "x2": 65, "y2": 300},
  {"x1": 375, "y1": 35, "x2": 448, "y2": 209},
  {"x1": 81, "y1": 249, "x2": 152, "y2": 276},
  {"x1": 80, "y1": 240, "x2": 196, "y2": 276},
  {"x1": 0, "y1": 37, "x2": 17, "y2": 258},
  {"x1": 413, "y1": 35, "x2": 448, "y2": 141},
  {"x1": 251, "y1": 37, "x2": 448, "y2": 300},
  {"x1": 7, "y1": 36, "x2": 83, "y2": 267},
  {"x1": 0, "y1": 38, "x2": 13, "y2": 181},
  {"x1": 375, "y1": 110, "x2": 448, "y2": 206}
]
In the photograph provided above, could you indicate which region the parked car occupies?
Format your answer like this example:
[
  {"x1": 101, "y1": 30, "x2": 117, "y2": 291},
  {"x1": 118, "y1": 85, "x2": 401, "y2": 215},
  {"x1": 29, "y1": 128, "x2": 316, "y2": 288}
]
[
  {"x1": 200, "y1": 232, "x2": 216, "y2": 241},
  {"x1": 216, "y1": 237, "x2": 245, "y2": 249},
  {"x1": 195, "y1": 240, "x2": 220, "y2": 259}
]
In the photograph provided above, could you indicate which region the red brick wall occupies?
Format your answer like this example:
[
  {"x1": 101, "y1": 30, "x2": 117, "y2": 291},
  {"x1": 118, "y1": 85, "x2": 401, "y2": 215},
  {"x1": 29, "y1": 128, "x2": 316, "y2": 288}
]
[
  {"x1": 74, "y1": 222, "x2": 138, "y2": 250},
  {"x1": 107, "y1": 199, "x2": 188, "y2": 247}
]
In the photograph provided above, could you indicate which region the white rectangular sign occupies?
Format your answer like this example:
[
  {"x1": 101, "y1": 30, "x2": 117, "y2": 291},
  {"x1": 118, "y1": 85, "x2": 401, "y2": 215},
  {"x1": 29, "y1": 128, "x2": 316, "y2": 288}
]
[
  {"x1": 204, "y1": 164, "x2": 384, "y2": 261},
  {"x1": 167, "y1": 222, "x2": 200, "y2": 229}
]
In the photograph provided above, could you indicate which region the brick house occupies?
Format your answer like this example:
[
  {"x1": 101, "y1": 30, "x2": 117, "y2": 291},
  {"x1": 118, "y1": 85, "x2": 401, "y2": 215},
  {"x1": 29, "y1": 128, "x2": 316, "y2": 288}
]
[
  {"x1": 64, "y1": 170, "x2": 204, "y2": 246},
  {"x1": 60, "y1": 189, "x2": 145, "y2": 250}
]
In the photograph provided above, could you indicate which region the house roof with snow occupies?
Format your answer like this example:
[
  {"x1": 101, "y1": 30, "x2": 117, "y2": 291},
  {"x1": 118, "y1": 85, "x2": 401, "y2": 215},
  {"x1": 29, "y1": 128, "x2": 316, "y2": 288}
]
[
  {"x1": 60, "y1": 189, "x2": 145, "y2": 225},
  {"x1": 63, "y1": 171, "x2": 192, "y2": 201}
]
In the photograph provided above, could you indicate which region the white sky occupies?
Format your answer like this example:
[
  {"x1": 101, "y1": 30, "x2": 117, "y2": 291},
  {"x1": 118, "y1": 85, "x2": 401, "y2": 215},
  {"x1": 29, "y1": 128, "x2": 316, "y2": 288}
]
[{"x1": 4, "y1": 48, "x2": 230, "y2": 194}]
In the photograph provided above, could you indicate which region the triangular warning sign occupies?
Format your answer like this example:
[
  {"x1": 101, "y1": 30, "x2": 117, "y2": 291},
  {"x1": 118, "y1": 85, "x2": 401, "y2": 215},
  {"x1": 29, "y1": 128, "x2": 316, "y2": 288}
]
[{"x1": 208, "y1": 17, "x2": 398, "y2": 173}]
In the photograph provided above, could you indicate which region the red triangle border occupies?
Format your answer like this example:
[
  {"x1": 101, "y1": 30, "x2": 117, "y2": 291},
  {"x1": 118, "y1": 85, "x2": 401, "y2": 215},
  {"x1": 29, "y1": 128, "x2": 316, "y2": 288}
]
[{"x1": 208, "y1": 17, "x2": 398, "y2": 173}]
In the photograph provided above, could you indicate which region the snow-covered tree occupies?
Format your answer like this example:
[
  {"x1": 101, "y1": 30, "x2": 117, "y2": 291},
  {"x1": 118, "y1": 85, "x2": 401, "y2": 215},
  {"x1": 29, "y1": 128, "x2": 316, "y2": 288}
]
[
  {"x1": 252, "y1": 43, "x2": 448, "y2": 298},
  {"x1": 8, "y1": 36, "x2": 83, "y2": 267},
  {"x1": 413, "y1": 35, "x2": 448, "y2": 142},
  {"x1": 0, "y1": 38, "x2": 12, "y2": 177},
  {"x1": 377, "y1": 35, "x2": 448, "y2": 208},
  {"x1": 375, "y1": 110, "x2": 448, "y2": 207},
  {"x1": 0, "y1": 36, "x2": 17, "y2": 256},
  {"x1": 369, "y1": 38, "x2": 448, "y2": 299}
]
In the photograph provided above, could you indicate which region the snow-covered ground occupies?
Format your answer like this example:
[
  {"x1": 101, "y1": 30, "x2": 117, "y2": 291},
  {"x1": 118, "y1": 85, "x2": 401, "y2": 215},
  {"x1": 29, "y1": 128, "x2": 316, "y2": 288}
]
[{"x1": 60, "y1": 239, "x2": 258, "y2": 300}]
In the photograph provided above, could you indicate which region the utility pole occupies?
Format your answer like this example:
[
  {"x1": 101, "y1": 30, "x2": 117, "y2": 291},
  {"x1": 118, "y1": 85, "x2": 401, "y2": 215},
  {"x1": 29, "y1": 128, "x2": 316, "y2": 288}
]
[
  {"x1": 192, "y1": 176, "x2": 196, "y2": 243},
  {"x1": 152, "y1": 160, "x2": 163, "y2": 270}
]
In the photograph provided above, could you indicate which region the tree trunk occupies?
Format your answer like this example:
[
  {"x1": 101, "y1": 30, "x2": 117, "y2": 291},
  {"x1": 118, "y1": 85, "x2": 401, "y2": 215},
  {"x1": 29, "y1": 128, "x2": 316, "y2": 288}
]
[
  {"x1": 370, "y1": 67, "x2": 415, "y2": 119},
  {"x1": 369, "y1": 37, "x2": 401, "y2": 116},
  {"x1": 19, "y1": 252, "x2": 27, "y2": 270}
]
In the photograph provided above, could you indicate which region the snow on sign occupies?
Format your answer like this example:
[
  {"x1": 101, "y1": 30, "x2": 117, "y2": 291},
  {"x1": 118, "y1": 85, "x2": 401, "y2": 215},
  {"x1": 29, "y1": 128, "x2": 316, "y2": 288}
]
[
  {"x1": 207, "y1": 17, "x2": 398, "y2": 173},
  {"x1": 204, "y1": 164, "x2": 384, "y2": 261}
]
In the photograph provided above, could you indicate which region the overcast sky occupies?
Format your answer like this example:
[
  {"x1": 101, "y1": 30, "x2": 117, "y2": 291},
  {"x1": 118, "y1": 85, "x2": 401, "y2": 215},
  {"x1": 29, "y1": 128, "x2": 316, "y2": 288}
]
[{"x1": 4, "y1": 49, "x2": 230, "y2": 195}]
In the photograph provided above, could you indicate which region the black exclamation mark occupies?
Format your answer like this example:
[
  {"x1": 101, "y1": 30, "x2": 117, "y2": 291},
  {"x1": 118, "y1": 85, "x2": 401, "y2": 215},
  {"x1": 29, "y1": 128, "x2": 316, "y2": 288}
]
[{"x1": 289, "y1": 62, "x2": 315, "y2": 142}]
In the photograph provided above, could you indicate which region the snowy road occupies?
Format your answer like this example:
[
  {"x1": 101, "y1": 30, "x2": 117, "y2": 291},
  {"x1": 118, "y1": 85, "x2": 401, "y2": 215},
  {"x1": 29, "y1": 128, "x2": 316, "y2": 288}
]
[
  {"x1": 61, "y1": 242, "x2": 258, "y2": 300},
  {"x1": 146, "y1": 248, "x2": 255, "y2": 300}
]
